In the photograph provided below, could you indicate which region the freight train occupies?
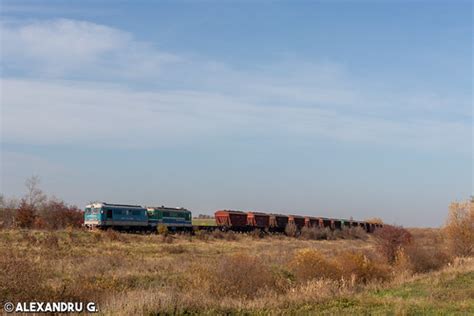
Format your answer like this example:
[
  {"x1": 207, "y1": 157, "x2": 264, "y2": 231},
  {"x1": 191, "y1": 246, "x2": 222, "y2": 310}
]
[{"x1": 84, "y1": 202, "x2": 383, "y2": 233}]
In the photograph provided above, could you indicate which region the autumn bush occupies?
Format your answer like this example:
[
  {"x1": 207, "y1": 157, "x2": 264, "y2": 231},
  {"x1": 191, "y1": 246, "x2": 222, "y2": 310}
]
[
  {"x1": 374, "y1": 225, "x2": 412, "y2": 263},
  {"x1": 300, "y1": 226, "x2": 327, "y2": 240},
  {"x1": 444, "y1": 200, "x2": 473, "y2": 257},
  {"x1": 404, "y1": 242, "x2": 451, "y2": 273},
  {"x1": 209, "y1": 253, "x2": 281, "y2": 298},
  {"x1": 37, "y1": 200, "x2": 84, "y2": 229},
  {"x1": 288, "y1": 249, "x2": 342, "y2": 282},
  {"x1": 337, "y1": 252, "x2": 391, "y2": 284},
  {"x1": 14, "y1": 200, "x2": 37, "y2": 228},
  {"x1": 288, "y1": 249, "x2": 391, "y2": 285}
]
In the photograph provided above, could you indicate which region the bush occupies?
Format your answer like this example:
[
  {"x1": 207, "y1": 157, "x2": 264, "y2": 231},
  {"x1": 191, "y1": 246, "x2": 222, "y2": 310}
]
[
  {"x1": 37, "y1": 200, "x2": 84, "y2": 229},
  {"x1": 405, "y1": 242, "x2": 451, "y2": 273},
  {"x1": 444, "y1": 200, "x2": 473, "y2": 257},
  {"x1": 157, "y1": 224, "x2": 168, "y2": 235},
  {"x1": 14, "y1": 200, "x2": 37, "y2": 228},
  {"x1": 374, "y1": 225, "x2": 412, "y2": 263},
  {"x1": 288, "y1": 249, "x2": 341, "y2": 282},
  {"x1": 343, "y1": 227, "x2": 368, "y2": 240},
  {"x1": 337, "y1": 252, "x2": 391, "y2": 284},
  {"x1": 300, "y1": 226, "x2": 327, "y2": 240},
  {"x1": 210, "y1": 253, "x2": 280, "y2": 298}
]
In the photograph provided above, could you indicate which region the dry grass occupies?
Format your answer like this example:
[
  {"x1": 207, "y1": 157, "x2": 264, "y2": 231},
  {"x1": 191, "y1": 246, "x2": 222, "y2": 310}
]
[{"x1": 0, "y1": 228, "x2": 472, "y2": 314}]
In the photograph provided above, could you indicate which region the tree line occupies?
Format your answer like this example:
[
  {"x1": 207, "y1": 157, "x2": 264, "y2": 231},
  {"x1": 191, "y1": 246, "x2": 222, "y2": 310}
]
[{"x1": 0, "y1": 176, "x2": 83, "y2": 229}]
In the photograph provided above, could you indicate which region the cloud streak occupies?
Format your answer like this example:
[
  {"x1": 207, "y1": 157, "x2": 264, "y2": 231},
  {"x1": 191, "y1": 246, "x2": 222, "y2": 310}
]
[
  {"x1": 1, "y1": 19, "x2": 180, "y2": 78},
  {"x1": 1, "y1": 18, "x2": 471, "y2": 154}
]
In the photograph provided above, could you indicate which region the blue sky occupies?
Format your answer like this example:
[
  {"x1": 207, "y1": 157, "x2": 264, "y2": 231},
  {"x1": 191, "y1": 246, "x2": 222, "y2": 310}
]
[{"x1": 1, "y1": 1, "x2": 472, "y2": 226}]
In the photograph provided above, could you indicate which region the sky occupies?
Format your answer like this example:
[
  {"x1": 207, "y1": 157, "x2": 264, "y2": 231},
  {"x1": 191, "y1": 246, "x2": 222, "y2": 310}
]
[{"x1": 0, "y1": 0, "x2": 472, "y2": 227}]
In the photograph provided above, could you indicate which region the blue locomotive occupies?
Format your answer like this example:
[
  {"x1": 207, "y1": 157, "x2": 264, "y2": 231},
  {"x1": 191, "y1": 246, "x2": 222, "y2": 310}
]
[{"x1": 84, "y1": 202, "x2": 192, "y2": 231}]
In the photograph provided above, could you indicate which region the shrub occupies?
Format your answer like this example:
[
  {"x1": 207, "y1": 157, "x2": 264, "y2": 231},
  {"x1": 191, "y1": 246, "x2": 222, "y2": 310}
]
[
  {"x1": 0, "y1": 204, "x2": 17, "y2": 229},
  {"x1": 374, "y1": 225, "x2": 412, "y2": 263},
  {"x1": 300, "y1": 226, "x2": 327, "y2": 240},
  {"x1": 345, "y1": 227, "x2": 368, "y2": 240},
  {"x1": 285, "y1": 223, "x2": 298, "y2": 237},
  {"x1": 37, "y1": 200, "x2": 84, "y2": 229},
  {"x1": 14, "y1": 200, "x2": 37, "y2": 228},
  {"x1": 444, "y1": 200, "x2": 473, "y2": 257},
  {"x1": 157, "y1": 224, "x2": 169, "y2": 235},
  {"x1": 337, "y1": 252, "x2": 391, "y2": 284},
  {"x1": 210, "y1": 253, "x2": 279, "y2": 298},
  {"x1": 288, "y1": 249, "x2": 341, "y2": 282},
  {"x1": 405, "y1": 242, "x2": 451, "y2": 273}
]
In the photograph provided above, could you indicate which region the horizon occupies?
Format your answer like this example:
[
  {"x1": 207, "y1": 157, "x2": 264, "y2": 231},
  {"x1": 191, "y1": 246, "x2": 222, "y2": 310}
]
[{"x1": 1, "y1": 1, "x2": 472, "y2": 227}]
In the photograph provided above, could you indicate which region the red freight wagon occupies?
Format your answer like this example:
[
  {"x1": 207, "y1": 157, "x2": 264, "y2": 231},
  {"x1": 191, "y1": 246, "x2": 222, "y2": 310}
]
[
  {"x1": 214, "y1": 210, "x2": 247, "y2": 228},
  {"x1": 269, "y1": 214, "x2": 289, "y2": 231},
  {"x1": 247, "y1": 212, "x2": 270, "y2": 228},
  {"x1": 288, "y1": 215, "x2": 305, "y2": 229}
]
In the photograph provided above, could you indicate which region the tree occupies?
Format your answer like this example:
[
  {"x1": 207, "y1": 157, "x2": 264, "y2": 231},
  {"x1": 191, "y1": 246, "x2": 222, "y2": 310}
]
[
  {"x1": 24, "y1": 176, "x2": 46, "y2": 209},
  {"x1": 444, "y1": 200, "x2": 474, "y2": 257}
]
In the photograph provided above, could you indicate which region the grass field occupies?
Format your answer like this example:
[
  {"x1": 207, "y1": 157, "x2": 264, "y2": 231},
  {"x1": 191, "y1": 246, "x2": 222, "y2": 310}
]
[
  {"x1": 0, "y1": 228, "x2": 472, "y2": 315},
  {"x1": 192, "y1": 218, "x2": 216, "y2": 226}
]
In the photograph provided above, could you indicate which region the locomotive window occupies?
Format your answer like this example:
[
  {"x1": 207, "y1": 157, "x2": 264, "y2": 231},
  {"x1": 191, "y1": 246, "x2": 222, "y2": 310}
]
[
  {"x1": 132, "y1": 210, "x2": 141, "y2": 216},
  {"x1": 106, "y1": 209, "x2": 113, "y2": 219},
  {"x1": 163, "y1": 212, "x2": 170, "y2": 217}
]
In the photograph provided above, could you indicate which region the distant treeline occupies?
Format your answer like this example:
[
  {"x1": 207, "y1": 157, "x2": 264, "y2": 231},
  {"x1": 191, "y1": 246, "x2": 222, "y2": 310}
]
[{"x1": 0, "y1": 176, "x2": 83, "y2": 229}]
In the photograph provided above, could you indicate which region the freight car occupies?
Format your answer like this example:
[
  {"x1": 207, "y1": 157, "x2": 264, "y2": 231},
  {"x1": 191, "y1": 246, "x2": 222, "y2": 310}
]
[
  {"x1": 214, "y1": 210, "x2": 248, "y2": 231},
  {"x1": 269, "y1": 214, "x2": 289, "y2": 232}
]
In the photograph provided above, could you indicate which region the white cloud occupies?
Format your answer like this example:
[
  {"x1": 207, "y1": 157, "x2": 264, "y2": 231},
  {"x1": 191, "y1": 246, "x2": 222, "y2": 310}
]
[{"x1": 1, "y1": 19, "x2": 180, "y2": 78}]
